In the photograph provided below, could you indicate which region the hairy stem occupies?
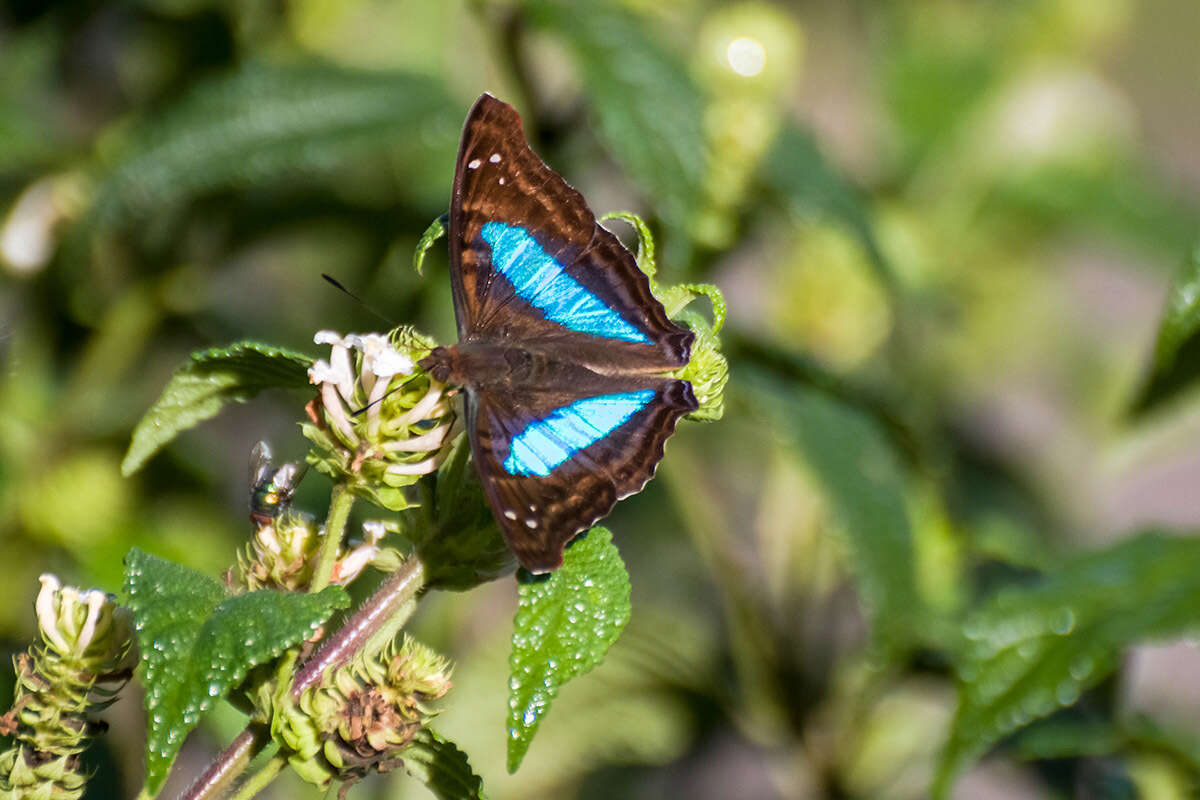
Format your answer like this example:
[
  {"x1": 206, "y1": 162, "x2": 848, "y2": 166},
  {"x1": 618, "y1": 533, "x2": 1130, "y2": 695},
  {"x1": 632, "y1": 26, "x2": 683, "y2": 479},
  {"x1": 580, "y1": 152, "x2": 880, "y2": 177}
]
[
  {"x1": 176, "y1": 557, "x2": 427, "y2": 800},
  {"x1": 311, "y1": 483, "x2": 356, "y2": 591},
  {"x1": 228, "y1": 754, "x2": 287, "y2": 800},
  {"x1": 292, "y1": 555, "x2": 426, "y2": 697},
  {"x1": 176, "y1": 725, "x2": 269, "y2": 800},
  {"x1": 178, "y1": 484, "x2": 359, "y2": 800}
]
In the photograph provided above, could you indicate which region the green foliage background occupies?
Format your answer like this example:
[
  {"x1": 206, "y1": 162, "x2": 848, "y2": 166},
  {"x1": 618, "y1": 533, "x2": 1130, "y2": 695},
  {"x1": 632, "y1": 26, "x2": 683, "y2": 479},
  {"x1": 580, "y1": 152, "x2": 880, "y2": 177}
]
[{"x1": 3, "y1": 0, "x2": 1200, "y2": 797}]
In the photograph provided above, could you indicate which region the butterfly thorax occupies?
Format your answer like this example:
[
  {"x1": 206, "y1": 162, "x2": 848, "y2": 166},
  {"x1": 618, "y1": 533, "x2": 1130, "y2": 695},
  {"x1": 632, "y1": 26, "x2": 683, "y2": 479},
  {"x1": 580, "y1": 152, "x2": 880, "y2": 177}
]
[{"x1": 421, "y1": 343, "x2": 549, "y2": 390}]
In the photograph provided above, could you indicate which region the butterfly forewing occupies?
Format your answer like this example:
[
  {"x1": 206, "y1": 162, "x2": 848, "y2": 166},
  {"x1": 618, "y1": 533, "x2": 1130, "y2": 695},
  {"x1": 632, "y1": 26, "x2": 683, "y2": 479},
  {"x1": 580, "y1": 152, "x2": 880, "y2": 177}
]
[{"x1": 450, "y1": 94, "x2": 692, "y2": 373}]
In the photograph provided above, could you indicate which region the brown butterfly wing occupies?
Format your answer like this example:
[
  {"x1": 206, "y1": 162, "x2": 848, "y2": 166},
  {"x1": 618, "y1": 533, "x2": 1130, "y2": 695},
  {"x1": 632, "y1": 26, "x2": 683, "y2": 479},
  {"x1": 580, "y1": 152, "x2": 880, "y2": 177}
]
[
  {"x1": 449, "y1": 93, "x2": 692, "y2": 373},
  {"x1": 464, "y1": 371, "x2": 696, "y2": 572}
]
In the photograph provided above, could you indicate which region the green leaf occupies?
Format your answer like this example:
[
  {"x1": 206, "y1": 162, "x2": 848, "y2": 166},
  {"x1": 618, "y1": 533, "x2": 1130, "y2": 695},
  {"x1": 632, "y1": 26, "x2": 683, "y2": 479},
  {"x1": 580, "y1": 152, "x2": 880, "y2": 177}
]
[
  {"x1": 86, "y1": 62, "x2": 458, "y2": 232},
  {"x1": 1130, "y1": 245, "x2": 1200, "y2": 415},
  {"x1": 122, "y1": 342, "x2": 312, "y2": 475},
  {"x1": 412, "y1": 433, "x2": 514, "y2": 590},
  {"x1": 507, "y1": 527, "x2": 631, "y2": 772},
  {"x1": 933, "y1": 532, "x2": 1200, "y2": 798},
  {"x1": 414, "y1": 213, "x2": 449, "y2": 275},
  {"x1": 401, "y1": 728, "x2": 488, "y2": 800},
  {"x1": 1011, "y1": 719, "x2": 1126, "y2": 762},
  {"x1": 763, "y1": 124, "x2": 896, "y2": 292},
  {"x1": 123, "y1": 548, "x2": 349, "y2": 796},
  {"x1": 742, "y1": 370, "x2": 921, "y2": 650},
  {"x1": 528, "y1": 0, "x2": 706, "y2": 234}
]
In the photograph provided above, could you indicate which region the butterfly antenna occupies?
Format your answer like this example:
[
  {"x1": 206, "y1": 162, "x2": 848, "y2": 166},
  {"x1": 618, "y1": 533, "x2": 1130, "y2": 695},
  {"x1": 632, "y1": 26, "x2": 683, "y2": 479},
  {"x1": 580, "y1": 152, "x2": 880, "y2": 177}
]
[
  {"x1": 352, "y1": 389, "x2": 399, "y2": 418},
  {"x1": 321, "y1": 273, "x2": 395, "y2": 328}
]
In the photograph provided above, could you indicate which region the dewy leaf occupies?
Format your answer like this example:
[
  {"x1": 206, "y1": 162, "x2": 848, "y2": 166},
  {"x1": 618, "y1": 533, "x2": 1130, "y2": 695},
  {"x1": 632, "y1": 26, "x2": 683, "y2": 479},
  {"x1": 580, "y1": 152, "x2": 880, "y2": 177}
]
[
  {"x1": 1130, "y1": 245, "x2": 1200, "y2": 415},
  {"x1": 86, "y1": 62, "x2": 458, "y2": 232},
  {"x1": 742, "y1": 369, "x2": 920, "y2": 650},
  {"x1": 507, "y1": 527, "x2": 631, "y2": 773},
  {"x1": 933, "y1": 532, "x2": 1200, "y2": 798},
  {"x1": 122, "y1": 342, "x2": 312, "y2": 475},
  {"x1": 401, "y1": 728, "x2": 488, "y2": 800},
  {"x1": 528, "y1": 0, "x2": 706, "y2": 233},
  {"x1": 123, "y1": 548, "x2": 349, "y2": 796},
  {"x1": 763, "y1": 123, "x2": 896, "y2": 293}
]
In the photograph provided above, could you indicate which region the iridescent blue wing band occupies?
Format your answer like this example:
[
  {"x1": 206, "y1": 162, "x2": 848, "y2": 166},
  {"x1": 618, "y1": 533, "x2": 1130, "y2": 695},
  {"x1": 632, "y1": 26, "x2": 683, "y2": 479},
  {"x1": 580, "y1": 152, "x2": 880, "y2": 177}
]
[
  {"x1": 482, "y1": 222, "x2": 652, "y2": 344},
  {"x1": 503, "y1": 390, "x2": 656, "y2": 476}
]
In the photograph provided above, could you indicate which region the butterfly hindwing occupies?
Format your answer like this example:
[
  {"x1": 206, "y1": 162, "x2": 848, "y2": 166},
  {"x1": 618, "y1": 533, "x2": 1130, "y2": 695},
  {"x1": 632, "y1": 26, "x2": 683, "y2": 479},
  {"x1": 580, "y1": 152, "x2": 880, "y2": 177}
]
[
  {"x1": 466, "y1": 374, "x2": 696, "y2": 572},
  {"x1": 449, "y1": 94, "x2": 692, "y2": 373}
]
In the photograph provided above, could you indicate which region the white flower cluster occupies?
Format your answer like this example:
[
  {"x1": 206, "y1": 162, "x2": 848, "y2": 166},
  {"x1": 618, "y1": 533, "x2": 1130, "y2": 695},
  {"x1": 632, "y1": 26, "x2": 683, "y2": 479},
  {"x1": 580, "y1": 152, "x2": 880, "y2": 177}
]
[{"x1": 307, "y1": 331, "x2": 457, "y2": 483}]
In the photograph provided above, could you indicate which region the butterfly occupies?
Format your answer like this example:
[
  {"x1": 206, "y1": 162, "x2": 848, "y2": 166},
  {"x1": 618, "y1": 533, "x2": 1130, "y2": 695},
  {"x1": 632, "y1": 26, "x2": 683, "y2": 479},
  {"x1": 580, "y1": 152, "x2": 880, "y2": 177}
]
[{"x1": 420, "y1": 94, "x2": 698, "y2": 573}]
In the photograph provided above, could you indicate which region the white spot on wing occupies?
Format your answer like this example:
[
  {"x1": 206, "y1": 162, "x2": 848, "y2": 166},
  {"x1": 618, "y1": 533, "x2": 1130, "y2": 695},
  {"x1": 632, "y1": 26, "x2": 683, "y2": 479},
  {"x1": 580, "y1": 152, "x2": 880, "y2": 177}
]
[
  {"x1": 524, "y1": 518, "x2": 538, "y2": 529},
  {"x1": 498, "y1": 177, "x2": 506, "y2": 185},
  {"x1": 467, "y1": 159, "x2": 482, "y2": 169},
  {"x1": 503, "y1": 509, "x2": 517, "y2": 520},
  {"x1": 489, "y1": 153, "x2": 502, "y2": 163}
]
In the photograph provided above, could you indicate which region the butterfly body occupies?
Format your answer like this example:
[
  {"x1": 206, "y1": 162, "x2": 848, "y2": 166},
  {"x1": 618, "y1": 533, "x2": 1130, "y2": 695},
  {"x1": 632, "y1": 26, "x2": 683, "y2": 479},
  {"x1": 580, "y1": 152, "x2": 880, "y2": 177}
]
[{"x1": 423, "y1": 94, "x2": 697, "y2": 573}]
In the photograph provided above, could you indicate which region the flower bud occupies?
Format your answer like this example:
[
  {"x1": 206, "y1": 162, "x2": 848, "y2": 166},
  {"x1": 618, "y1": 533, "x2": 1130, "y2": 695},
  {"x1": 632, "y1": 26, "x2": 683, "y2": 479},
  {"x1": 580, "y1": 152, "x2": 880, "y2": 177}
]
[
  {"x1": 237, "y1": 515, "x2": 399, "y2": 593},
  {"x1": 274, "y1": 635, "x2": 452, "y2": 788},
  {"x1": 0, "y1": 576, "x2": 134, "y2": 800},
  {"x1": 32, "y1": 575, "x2": 133, "y2": 675}
]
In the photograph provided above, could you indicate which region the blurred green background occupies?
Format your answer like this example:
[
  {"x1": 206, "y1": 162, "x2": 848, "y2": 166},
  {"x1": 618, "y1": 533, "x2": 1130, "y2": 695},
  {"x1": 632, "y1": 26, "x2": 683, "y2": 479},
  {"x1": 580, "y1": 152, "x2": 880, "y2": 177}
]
[{"x1": 3, "y1": 0, "x2": 1200, "y2": 798}]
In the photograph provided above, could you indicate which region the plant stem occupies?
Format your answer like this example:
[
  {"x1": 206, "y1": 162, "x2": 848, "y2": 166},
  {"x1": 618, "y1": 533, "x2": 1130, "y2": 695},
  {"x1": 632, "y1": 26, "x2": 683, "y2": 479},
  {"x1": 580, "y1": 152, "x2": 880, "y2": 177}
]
[
  {"x1": 311, "y1": 483, "x2": 355, "y2": 591},
  {"x1": 176, "y1": 725, "x2": 270, "y2": 800},
  {"x1": 176, "y1": 557, "x2": 426, "y2": 800},
  {"x1": 292, "y1": 554, "x2": 426, "y2": 697},
  {"x1": 177, "y1": 485, "x2": 357, "y2": 800},
  {"x1": 228, "y1": 754, "x2": 287, "y2": 800},
  {"x1": 180, "y1": 490, "x2": 426, "y2": 799}
]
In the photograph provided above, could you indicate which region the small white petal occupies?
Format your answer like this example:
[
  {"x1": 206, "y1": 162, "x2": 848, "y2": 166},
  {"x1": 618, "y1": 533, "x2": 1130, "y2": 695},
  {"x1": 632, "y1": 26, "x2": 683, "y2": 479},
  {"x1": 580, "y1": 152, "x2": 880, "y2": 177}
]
[
  {"x1": 308, "y1": 359, "x2": 340, "y2": 385},
  {"x1": 356, "y1": 334, "x2": 413, "y2": 378},
  {"x1": 314, "y1": 330, "x2": 349, "y2": 346},
  {"x1": 36, "y1": 575, "x2": 70, "y2": 654},
  {"x1": 361, "y1": 520, "x2": 387, "y2": 544},
  {"x1": 389, "y1": 383, "x2": 444, "y2": 431},
  {"x1": 77, "y1": 591, "x2": 108, "y2": 650},
  {"x1": 386, "y1": 455, "x2": 441, "y2": 476},
  {"x1": 59, "y1": 587, "x2": 82, "y2": 639},
  {"x1": 370, "y1": 348, "x2": 414, "y2": 378},
  {"x1": 332, "y1": 546, "x2": 379, "y2": 585},
  {"x1": 354, "y1": 332, "x2": 386, "y2": 352},
  {"x1": 258, "y1": 527, "x2": 283, "y2": 554},
  {"x1": 321, "y1": 383, "x2": 359, "y2": 445},
  {"x1": 328, "y1": 344, "x2": 355, "y2": 401},
  {"x1": 383, "y1": 422, "x2": 452, "y2": 453}
]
